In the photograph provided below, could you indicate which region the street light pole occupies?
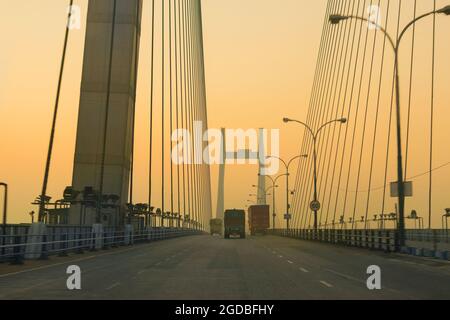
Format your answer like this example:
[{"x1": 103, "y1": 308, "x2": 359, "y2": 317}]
[
  {"x1": 251, "y1": 185, "x2": 274, "y2": 200},
  {"x1": 329, "y1": 5, "x2": 450, "y2": 249},
  {"x1": 283, "y1": 118, "x2": 347, "y2": 236},
  {"x1": 1, "y1": 182, "x2": 7, "y2": 258},
  {"x1": 267, "y1": 155, "x2": 308, "y2": 230},
  {"x1": 249, "y1": 192, "x2": 271, "y2": 203},
  {"x1": 0, "y1": 183, "x2": 7, "y2": 228},
  {"x1": 252, "y1": 183, "x2": 278, "y2": 229},
  {"x1": 260, "y1": 173, "x2": 286, "y2": 230}
]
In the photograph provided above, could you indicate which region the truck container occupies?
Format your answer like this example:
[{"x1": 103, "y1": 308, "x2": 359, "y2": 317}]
[
  {"x1": 248, "y1": 205, "x2": 270, "y2": 236},
  {"x1": 224, "y1": 209, "x2": 246, "y2": 239},
  {"x1": 210, "y1": 219, "x2": 223, "y2": 236}
]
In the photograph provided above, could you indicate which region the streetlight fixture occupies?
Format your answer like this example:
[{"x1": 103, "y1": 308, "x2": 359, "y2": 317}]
[
  {"x1": 32, "y1": 194, "x2": 52, "y2": 223},
  {"x1": 329, "y1": 3, "x2": 450, "y2": 251},
  {"x1": 407, "y1": 210, "x2": 424, "y2": 230},
  {"x1": 266, "y1": 155, "x2": 308, "y2": 230},
  {"x1": 283, "y1": 118, "x2": 347, "y2": 236},
  {"x1": 29, "y1": 211, "x2": 35, "y2": 223}
]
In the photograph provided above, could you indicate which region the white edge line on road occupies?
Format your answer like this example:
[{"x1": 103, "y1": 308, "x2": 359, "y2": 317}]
[
  {"x1": 320, "y1": 281, "x2": 333, "y2": 288},
  {"x1": 0, "y1": 255, "x2": 96, "y2": 279},
  {"x1": 0, "y1": 241, "x2": 164, "y2": 279}
]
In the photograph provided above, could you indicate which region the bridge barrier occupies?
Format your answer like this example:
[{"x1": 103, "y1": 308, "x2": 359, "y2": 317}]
[
  {"x1": 24, "y1": 223, "x2": 47, "y2": 259},
  {"x1": 124, "y1": 225, "x2": 133, "y2": 245},
  {"x1": 91, "y1": 224, "x2": 104, "y2": 250},
  {"x1": 269, "y1": 228, "x2": 450, "y2": 260},
  {"x1": 0, "y1": 224, "x2": 204, "y2": 264},
  {"x1": 270, "y1": 229, "x2": 397, "y2": 253}
]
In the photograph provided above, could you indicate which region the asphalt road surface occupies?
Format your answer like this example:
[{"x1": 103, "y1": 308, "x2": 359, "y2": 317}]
[{"x1": 1, "y1": 235, "x2": 450, "y2": 300}]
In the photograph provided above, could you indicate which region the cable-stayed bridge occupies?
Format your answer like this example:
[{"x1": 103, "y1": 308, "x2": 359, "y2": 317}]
[{"x1": 1, "y1": 0, "x2": 450, "y2": 300}]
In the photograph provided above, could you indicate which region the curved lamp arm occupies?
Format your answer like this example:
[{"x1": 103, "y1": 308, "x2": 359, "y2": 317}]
[
  {"x1": 283, "y1": 118, "x2": 315, "y2": 139},
  {"x1": 266, "y1": 155, "x2": 287, "y2": 170},
  {"x1": 287, "y1": 154, "x2": 308, "y2": 170},
  {"x1": 316, "y1": 118, "x2": 347, "y2": 138}
]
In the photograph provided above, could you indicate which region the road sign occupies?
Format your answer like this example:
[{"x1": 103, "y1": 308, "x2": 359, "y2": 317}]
[
  {"x1": 390, "y1": 181, "x2": 413, "y2": 198},
  {"x1": 284, "y1": 214, "x2": 292, "y2": 220},
  {"x1": 310, "y1": 200, "x2": 321, "y2": 211}
]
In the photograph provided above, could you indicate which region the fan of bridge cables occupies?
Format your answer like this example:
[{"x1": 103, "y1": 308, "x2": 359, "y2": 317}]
[{"x1": 291, "y1": 0, "x2": 448, "y2": 231}]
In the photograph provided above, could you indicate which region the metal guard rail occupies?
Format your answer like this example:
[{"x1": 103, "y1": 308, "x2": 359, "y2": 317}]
[
  {"x1": 269, "y1": 229, "x2": 397, "y2": 252},
  {"x1": 0, "y1": 228, "x2": 204, "y2": 264}
]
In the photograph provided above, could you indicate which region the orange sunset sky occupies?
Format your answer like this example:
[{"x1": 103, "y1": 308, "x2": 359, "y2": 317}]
[{"x1": 0, "y1": 0, "x2": 449, "y2": 228}]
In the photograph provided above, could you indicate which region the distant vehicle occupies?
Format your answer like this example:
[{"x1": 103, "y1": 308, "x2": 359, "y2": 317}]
[
  {"x1": 248, "y1": 205, "x2": 270, "y2": 236},
  {"x1": 210, "y1": 218, "x2": 223, "y2": 236},
  {"x1": 224, "y1": 209, "x2": 246, "y2": 239}
]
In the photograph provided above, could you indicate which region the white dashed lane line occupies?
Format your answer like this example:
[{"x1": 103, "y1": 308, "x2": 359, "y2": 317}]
[
  {"x1": 106, "y1": 282, "x2": 121, "y2": 291},
  {"x1": 287, "y1": 260, "x2": 294, "y2": 264},
  {"x1": 299, "y1": 267, "x2": 309, "y2": 273}
]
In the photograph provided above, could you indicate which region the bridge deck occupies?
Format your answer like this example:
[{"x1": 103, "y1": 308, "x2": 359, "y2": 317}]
[{"x1": 1, "y1": 235, "x2": 450, "y2": 300}]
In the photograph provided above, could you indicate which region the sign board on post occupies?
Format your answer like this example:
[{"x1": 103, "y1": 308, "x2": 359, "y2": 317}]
[{"x1": 390, "y1": 181, "x2": 413, "y2": 198}]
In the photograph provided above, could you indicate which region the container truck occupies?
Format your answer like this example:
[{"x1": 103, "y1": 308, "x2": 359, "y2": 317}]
[
  {"x1": 224, "y1": 209, "x2": 246, "y2": 239},
  {"x1": 248, "y1": 205, "x2": 270, "y2": 236}
]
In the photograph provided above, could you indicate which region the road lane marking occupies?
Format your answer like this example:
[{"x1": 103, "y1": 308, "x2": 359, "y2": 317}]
[
  {"x1": 0, "y1": 278, "x2": 57, "y2": 299},
  {"x1": 278, "y1": 255, "x2": 283, "y2": 258},
  {"x1": 324, "y1": 268, "x2": 364, "y2": 284},
  {"x1": 300, "y1": 268, "x2": 309, "y2": 273},
  {"x1": 323, "y1": 268, "x2": 416, "y2": 298},
  {"x1": 0, "y1": 255, "x2": 96, "y2": 279},
  {"x1": 287, "y1": 260, "x2": 294, "y2": 264},
  {"x1": 0, "y1": 237, "x2": 180, "y2": 279},
  {"x1": 106, "y1": 282, "x2": 120, "y2": 290},
  {"x1": 388, "y1": 258, "x2": 419, "y2": 266},
  {"x1": 320, "y1": 281, "x2": 333, "y2": 288}
]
